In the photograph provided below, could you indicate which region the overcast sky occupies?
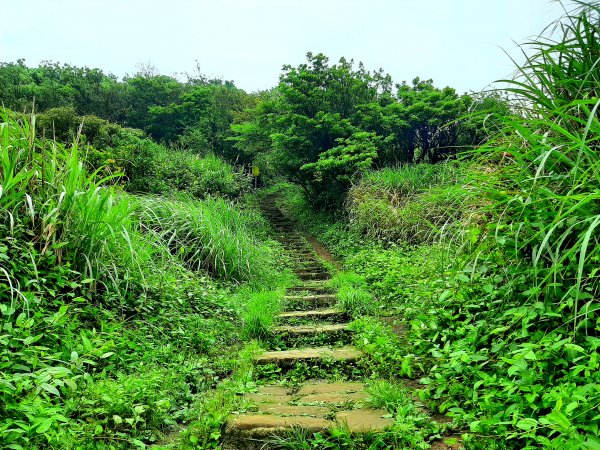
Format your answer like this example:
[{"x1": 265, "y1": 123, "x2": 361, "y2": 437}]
[{"x1": 1, "y1": 0, "x2": 565, "y2": 93}]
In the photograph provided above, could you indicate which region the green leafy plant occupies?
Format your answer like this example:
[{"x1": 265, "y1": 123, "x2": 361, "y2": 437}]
[
  {"x1": 365, "y1": 381, "x2": 412, "y2": 415},
  {"x1": 241, "y1": 290, "x2": 282, "y2": 339},
  {"x1": 135, "y1": 194, "x2": 275, "y2": 283}
]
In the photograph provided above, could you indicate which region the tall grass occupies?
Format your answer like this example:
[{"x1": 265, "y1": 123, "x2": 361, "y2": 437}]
[
  {"x1": 240, "y1": 290, "x2": 281, "y2": 339},
  {"x1": 135, "y1": 195, "x2": 274, "y2": 283},
  {"x1": 346, "y1": 163, "x2": 468, "y2": 243},
  {"x1": 0, "y1": 109, "x2": 151, "y2": 303},
  {"x1": 358, "y1": 163, "x2": 463, "y2": 196},
  {"x1": 473, "y1": 0, "x2": 600, "y2": 324}
]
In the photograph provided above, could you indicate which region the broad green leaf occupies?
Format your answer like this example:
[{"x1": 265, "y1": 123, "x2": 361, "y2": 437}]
[
  {"x1": 40, "y1": 383, "x2": 60, "y2": 397},
  {"x1": 516, "y1": 418, "x2": 538, "y2": 431},
  {"x1": 34, "y1": 419, "x2": 54, "y2": 434}
]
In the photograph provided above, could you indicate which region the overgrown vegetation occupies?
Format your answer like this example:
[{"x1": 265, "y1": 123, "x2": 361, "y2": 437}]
[
  {"x1": 2, "y1": 1, "x2": 599, "y2": 448},
  {"x1": 0, "y1": 110, "x2": 283, "y2": 449},
  {"x1": 275, "y1": 2, "x2": 600, "y2": 448}
]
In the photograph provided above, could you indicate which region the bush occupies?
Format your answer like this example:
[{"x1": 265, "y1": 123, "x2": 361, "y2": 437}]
[
  {"x1": 347, "y1": 163, "x2": 470, "y2": 244},
  {"x1": 73, "y1": 369, "x2": 190, "y2": 443},
  {"x1": 123, "y1": 144, "x2": 250, "y2": 199},
  {"x1": 241, "y1": 290, "x2": 281, "y2": 339},
  {"x1": 34, "y1": 108, "x2": 250, "y2": 200},
  {"x1": 135, "y1": 195, "x2": 276, "y2": 283}
]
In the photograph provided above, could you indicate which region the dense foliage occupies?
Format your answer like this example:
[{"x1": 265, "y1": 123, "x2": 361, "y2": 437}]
[
  {"x1": 231, "y1": 53, "x2": 508, "y2": 206},
  {"x1": 0, "y1": 61, "x2": 253, "y2": 158},
  {"x1": 2, "y1": 1, "x2": 599, "y2": 448},
  {"x1": 0, "y1": 110, "x2": 287, "y2": 449},
  {"x1": 276, "y1": 3, "x2": 600, "y2": 448}
]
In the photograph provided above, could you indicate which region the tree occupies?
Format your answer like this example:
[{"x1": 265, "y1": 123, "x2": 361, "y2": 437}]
[{"x1": 233, "y1": 53, "x2": 390, "y2": 206}]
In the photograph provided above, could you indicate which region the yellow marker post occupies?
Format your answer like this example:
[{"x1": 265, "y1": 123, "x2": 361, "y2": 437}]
[{"x1": 252, "y1": 164, "x2": 260, "y2": 188}]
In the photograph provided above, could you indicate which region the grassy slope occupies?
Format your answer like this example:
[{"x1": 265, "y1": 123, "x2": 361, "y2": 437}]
[
  {"x1": 270, "y1": 7, "x2": 600, "y2": 448},
  {"x1": 0, "y1": 111, "x2": 292, "y2": 449},
  {"x1": 275, "y1": 152, "x2": 598, "y2": 450}
]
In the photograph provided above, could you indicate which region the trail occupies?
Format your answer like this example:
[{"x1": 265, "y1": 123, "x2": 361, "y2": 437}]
[{"x1": 223, "y1": 197, "x2": 394, "y2": 449}]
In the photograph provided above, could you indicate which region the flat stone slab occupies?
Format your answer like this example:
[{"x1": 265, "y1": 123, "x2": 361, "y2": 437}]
[
  {"x1": 256, "y1": 385, "x2": 289, "y2": 396},
  {"x1": 254, "y1": 346, "x2": 362, "y2": 365},
  {"x1": 297, "y1": 382, "x2": 365, "y2": 396},
  {"x1": 286, "y1": 286, "x2": 334, "y2": 294},
  {"x1": 336, "y1": 409, "x2": 394, "y2": 432},
  {"x1": 245, "y1": 393, "x2": 293, "y2": 404},
  {"x1": 257, "y1": 403, "x2": 329, "y2": 418},
  {"x1": 300, "y1": 391, "x2": 369, "y2": 404},
  {"x1": 227, "y1": 414, "x2": 332, "y2": 434},
  {"x1": 278, "y1": 308, "x2": 343, "y2": 320},
  {"x1": 284, "y1": 294, "x2": 337, "y2": 302},
  {"x1": 274, "y1": 323, "x2": 352, "y2": 335}
]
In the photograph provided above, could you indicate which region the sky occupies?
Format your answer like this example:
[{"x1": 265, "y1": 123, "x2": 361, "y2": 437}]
[{"x1": 1, "y1": 0, "x2": 565, "y2": 94}]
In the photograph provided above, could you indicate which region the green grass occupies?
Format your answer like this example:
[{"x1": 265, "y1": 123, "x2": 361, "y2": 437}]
[
  {"x1": 135, "y1": 194, "x2": 276, "y2": 283},
  {"x1": 470, "y1": 0, "x2": 600, "y2": 318},
  {"x1": 240, "y1": 289, "x2": 282, "y2": 339},
  {"x1": 328, "y1": 273, "x2": 378, "y2": 317},
  {"x1": 365, "y1": 381, "x2": 412, "y2": 414},
  {"x1": 0, "y1": 110, "x2": 286, "y2": 449},
  {"x1": 346, "y1": 163, "x2": 471, "y2": 244},
  {"x1": 360, "y1": 163, "x2": 463, "y2": 196}
]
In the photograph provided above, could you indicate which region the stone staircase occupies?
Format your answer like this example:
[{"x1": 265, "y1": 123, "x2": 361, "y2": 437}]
[{"x1": 223, "y1": 198, "x2": 393, "y2": 449}]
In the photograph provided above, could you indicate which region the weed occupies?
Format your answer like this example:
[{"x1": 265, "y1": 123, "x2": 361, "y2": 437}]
[
  {"x1": 241, "y1": 290, "x2": 281, "y2": 339},
  {"x1": 365, "y1": 380, "x2": 412, "y2": 415},
  {"x1": 337, "y1": 285, "x2": 377, "y2": 317}
]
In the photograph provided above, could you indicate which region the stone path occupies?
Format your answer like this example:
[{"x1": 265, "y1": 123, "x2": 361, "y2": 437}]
[{"x1": 223, "y1": 198, "x2": 393, "y2": 449}]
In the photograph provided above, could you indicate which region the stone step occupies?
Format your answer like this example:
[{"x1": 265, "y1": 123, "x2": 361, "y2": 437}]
[
  {"x1": 291, "y1": 256, "x2": 321, "y2": 262},
  {"x1": 284, "y1": 293, "x2": 337, "y2": 301},
  {"x1": 295, "y1": 261, "x2": 324, "y2": 267},
  {"x1": 295, "y1": 267, "x2": 327, "y2": 275},
  {"x1": 296, "y1": 266, "x2": 326, "y2": 273},
  {"x1": 298, "y1": 272, "x2": 330, "y2": 281},
  {"x1": 274, "y1": 323, "x2": 352, "y2": 335},
  {"x1": 287, "y1": 283, "x2": 333, "y2": 293},
  {"x1": 254, "y1": 346, "x2": 362, "y2": 366},
  {"x1": 227, "y1": 408, "x2": 393, "y2": 434},
  {"x1": 283, "y1": 294, "x2": 337, "y2": 310},
  {"x1": 224, "y1": 414, "x2": 332, "y2": 448},
  {"x1": 291, "y1": 253, "x2": 317, "y2": 258},
  {"x1": 224, "y1": 383, "x2": 393, "y2": 448},
  {"x1": 278, "y1": 308, "x2": 343, "y2": 321}
]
